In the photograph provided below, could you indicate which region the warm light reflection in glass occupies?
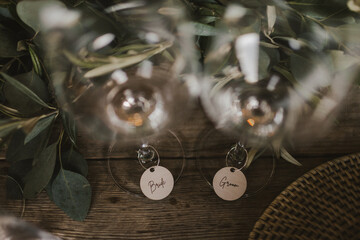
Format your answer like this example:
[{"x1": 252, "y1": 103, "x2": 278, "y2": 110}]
[{"x1": 247, "y1": 118, "x2": 255, "y2": 127}]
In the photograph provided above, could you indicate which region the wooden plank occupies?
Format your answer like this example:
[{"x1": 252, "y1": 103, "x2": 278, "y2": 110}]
[
  {"x1": 0, "y1": 156, "x2": 334, "y2": 240},
  {"x1": 0, "y1": 88, "x2": 359, "y2": 239}
]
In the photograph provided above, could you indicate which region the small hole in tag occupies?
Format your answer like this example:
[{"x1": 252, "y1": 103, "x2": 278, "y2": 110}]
[
  {"x1": 230, "y1": 168, "x2": 235, "y2": 172},
  {"x1": 150, "y1": 168, "x2": 155, "y2": 172}
]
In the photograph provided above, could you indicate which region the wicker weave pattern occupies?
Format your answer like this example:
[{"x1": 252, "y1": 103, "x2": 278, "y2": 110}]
[{"x1": 249, "y1": 154, "x2": 360, "y2": 240}]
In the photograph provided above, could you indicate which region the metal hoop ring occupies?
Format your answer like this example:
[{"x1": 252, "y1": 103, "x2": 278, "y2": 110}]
[
  {"x1": 107, "y1": 130, "x2": 186, "y2": 198},
  {"x1": 225, "y1": 143, "x2": 248, "y2": 172},
  {"x1": 137, "y1": 144, "x2": 160, "y2": 170}
]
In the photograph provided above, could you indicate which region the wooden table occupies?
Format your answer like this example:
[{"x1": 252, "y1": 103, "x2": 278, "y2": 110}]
[{"x1": 1, "y1": 88, "x2": 360, "y2": 240}]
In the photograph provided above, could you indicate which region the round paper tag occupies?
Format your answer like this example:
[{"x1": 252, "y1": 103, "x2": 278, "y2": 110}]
[
  {"x1": 213, "y1": 167, "x2": 247, "y2": 201},
  {"x1": 140, "y1": 166, "x2": 174, "y2": 200}
]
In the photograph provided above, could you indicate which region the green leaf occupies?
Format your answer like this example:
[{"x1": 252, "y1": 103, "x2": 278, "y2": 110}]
[
  {"x1": 267, "y1": 5, "x2": 277, "y2": 34},
  {"x1": 3, "y1": 71, "x2": 50, "y2": 114},
  {"x1": 6, "y1": 159, "x2": 33, "y2": 199},
  {"x1": 272, "y1": 9, "x2": 297, "y2": 38},
  {"x1": 0, "y1": 119, "x2": 23, "y2": 139},
  {"x1": 61, "y1": 110, "x2": 77, "y2": 146},
  {"x1": 262, "y1": 47, "x2": 280, "y2": 68},
  {"x1": 84, "y1": 41, "x2": 172, "y2": 78},
  {"x1": 328, "y1": 23, "x2": 360, "y2": 54},
  {"x1": 0, "y1": 103, "x2": 22, "y2": 117},
  {"x1": 258, "y1": 48, "x2": 271, "y2": 80},
  {"x1": 245, "y1": 147, "x2": 259, "y2": 169},
  {"x1": 288, "y1": 0, "x2": 347, "y2": 20},
  {"x1": 28, "y1": 44, "x2": 42, "y2": 76},
  {"x1": 329, "y1": 50, "x2": 359, "y2": 72},
  {"x1": 273, "y1": 65, "x2": 297, "y2": 85},
  {"x1": 62, "y1": 149, "x2": 88, "y2": 177},
  {"x1": 280, "y1": 147, "x2": 302, "y2": 166},
  {"x1": 190, "y1": 22, "x2": 218, "y2": 36},
  {"x1": 16, "y1": 0, "x2": 65, "y2": 32},
  {"x1": 0, "y1": 27, "x2": 23, "y2": 57},
  {"x1": 6, "y1": 127, "x2": 51, "y2": 162},
  {"x1": 23, "y1": 142, "x2": 57, "y2": 198},
  {"x1": 6, "y1": 176, "x2": 24, "y2": 200},
  {"x1": 290, "y1": 53, "x2": 331, "y2": 84},
  {"x1": 198, "y1": 16, "x2": 219, "y2": 24},
  {"x1": 0, "y1": 72, "x2": 52, "y2": 110},
  {"x1": 260, "y1": 42, "x2": 279, "y2": 49},
  {"x1": 52, "y1": 170, "x2": 91, "y2": 221},
  {"x1": 24, "y1": 113, "x2": 56, "y2": 144}
]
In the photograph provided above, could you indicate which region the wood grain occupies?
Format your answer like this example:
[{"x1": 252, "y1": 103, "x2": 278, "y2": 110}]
[
  {"x1": 0, "y1": 88, "x2": 359, "y2": 239},
  {"x1": 69, "y1": 88, "x2": 360, "y2": 159},
  {"x1": 0, "y1": 157, "x2": 332, "y2": 240}
]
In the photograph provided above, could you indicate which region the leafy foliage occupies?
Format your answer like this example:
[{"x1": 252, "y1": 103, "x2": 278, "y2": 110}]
[
  {"x1": 0, "y1": 0, "x2": 91, "y2": 221},
  {"x1": 52, "y1": 170, "x2": 91, "y2": 221},
  {"x1": 23, "y1": 142, "x2": 57, "y2": 199}
]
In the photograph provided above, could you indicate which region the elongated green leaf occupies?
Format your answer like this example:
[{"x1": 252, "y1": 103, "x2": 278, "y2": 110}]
[
  {"x1": 280, "y1": 147, "x2": 302, "y2": 166},
  {"x1": 16, "y1": 0, "x2": 65, "y2": 32},
  {"x1": 0, "y1": 72, "x2": 52, "y2": 110},
  {"x1": 63, "y1": 50, "x2": 103, "y2": 68},
  {"x1": 62, "y1": 150, "x2": 88, "y2": 177},
  {"x1": 52, "y1": 170, "x2": 91, "y2": 221},
  {"x1": 245, "y1": 147, "x2": 259, "y2": 169},
  {"x1": 23, "y1": 142, "x2": 57, "y2": 198},
  {"x1": 61, "y1": 110, "x2": 77, "y2": 146},
  {"x1": 3, "y1": 71, "x2": 51, "y2": 115},
  {"x1": 112, "y1": 43, "x2": 159, "y2": 55},
  {"x1": 267, "y1": 5, "x2": 277, "y2": 34},
  {"x1": 273, "y1": 65, "x2": 297, "y2": 85},
  {"x1": 260, "y1": 41, "x2": 279, "y2": 49},
  {"x1": 328, "y1": 23, "x2": 360, "y2": 54},
  {"x1": 84, "y1": 41, "x2": 172, "y2": 78},
  {"x1": 24, "y1": 113, "x2": 56, "y2": 144},
  {"x1": 198, "y1": 16, "x2": 219, "y2": 24},
  {"x1": 290, "y1": 53, "x2": 331, "y2": 85},
  {"x1": 0, "y1": 119, "x2": 23, "y2": 139},
  {"x1": 6, "y1": 127, "x2": 50, "y2": 163},
  {"x1": 288, "y1": 0, "x2": 347, "y2": 20},
  {"x1": 0, "y1": 103, "x2": 22, "y2": 117},
  {"x1": 258, "y1": 48, "x2": 271, "y2": 80},
  {"x1": 329, "y1": 50, "x2": 359, "y2": 72},
  {"x1": 190, "y1": 22, "x2": 218, "y2": 36},
  {"x1": 28, "y1": 45, "x2": 42, "y2": 76}
]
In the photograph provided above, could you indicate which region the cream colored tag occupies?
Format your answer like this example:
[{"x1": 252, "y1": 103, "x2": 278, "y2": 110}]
[
  {"x1": 140, "y1": 166, "x2": 174, "y2": 200},
  {"x1": 213, "y1": 167, "x2": 247, "y2": 201}
]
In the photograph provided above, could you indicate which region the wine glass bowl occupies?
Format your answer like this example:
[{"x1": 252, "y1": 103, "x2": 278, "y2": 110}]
[
  {"x1": 43, "y1": 1, "x2": 196, "y2": 143},
  {"x1": 202, "y1": 76, "x2": 289, "y2": 146}
]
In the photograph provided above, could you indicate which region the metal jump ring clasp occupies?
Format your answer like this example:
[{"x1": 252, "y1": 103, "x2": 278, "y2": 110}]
[
  {"x1": 137, "y1": 144, "x2": 160, "y2": 170},
  {"x1": 225, "y1": 143, "x2": 248, "y2": 172}
]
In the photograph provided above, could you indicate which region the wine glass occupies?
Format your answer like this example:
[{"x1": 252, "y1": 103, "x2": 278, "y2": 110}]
[
  {"x1": 0, "y1": 216, "x2": 61, "y2": 240},
  {"x1": 196, "y1": 1, "x2": 359, "y2": 200},
  {"x1": 41, "y1": 1, "x2": 198, "y2": 200}
]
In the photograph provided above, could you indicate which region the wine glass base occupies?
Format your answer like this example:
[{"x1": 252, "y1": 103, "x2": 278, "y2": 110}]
[
  {"x1": 196, "y1": 127, "x2": 276, "y2": 198},
  {"x1": 107, "y1": 130, "x2": 185, "y2": 198}
]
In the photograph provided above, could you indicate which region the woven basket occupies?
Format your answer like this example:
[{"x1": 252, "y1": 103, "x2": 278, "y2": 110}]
[{"x1": 249, "y1": 153, "x2": 360, "y2": 240}]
